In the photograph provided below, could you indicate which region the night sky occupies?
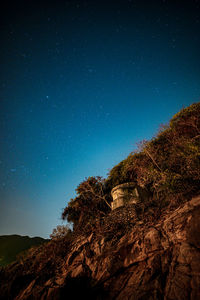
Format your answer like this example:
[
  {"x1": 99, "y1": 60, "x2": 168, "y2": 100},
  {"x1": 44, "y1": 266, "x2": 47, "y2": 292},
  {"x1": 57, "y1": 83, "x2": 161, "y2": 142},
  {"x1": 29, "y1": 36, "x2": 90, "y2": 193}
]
[{"x1": 0, "y1": 0, "x2": 200, "y2": 238}]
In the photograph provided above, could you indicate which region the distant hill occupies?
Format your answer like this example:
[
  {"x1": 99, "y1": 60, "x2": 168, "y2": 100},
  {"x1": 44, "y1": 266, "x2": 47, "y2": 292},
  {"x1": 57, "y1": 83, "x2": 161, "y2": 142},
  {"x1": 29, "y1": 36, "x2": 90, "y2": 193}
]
[{"x1": 0, "y1": 234, "x2": 48, "y2": 266}]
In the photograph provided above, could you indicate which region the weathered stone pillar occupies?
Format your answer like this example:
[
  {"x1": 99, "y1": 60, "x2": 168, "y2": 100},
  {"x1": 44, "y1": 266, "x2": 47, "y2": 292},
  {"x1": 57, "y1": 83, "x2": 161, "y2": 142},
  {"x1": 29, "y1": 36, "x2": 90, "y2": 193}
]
[{"x1": 111, "y1": 182, "x2": 140, "y2": 210}]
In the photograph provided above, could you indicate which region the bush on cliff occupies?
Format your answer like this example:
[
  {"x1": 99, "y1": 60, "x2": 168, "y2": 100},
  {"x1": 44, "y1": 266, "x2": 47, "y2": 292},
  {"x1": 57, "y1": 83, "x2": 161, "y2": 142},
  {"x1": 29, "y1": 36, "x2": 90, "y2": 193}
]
[
  {"x1": 106, "y1": 102, "x2": 200, "y2": 206},
  {"x1": 62, "y1": 176, "x2": 112, "y2": 231},
  {"x1": 62, "y1": 102, "x2": 200, "y2": 230}
]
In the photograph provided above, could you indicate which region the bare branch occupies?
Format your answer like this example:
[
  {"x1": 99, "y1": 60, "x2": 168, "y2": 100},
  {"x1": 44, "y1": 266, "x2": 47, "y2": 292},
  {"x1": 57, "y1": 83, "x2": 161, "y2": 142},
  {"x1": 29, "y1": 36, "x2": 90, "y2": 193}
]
[{"x1": 144, "y1": 148, "x2": 162, "y2": 172}]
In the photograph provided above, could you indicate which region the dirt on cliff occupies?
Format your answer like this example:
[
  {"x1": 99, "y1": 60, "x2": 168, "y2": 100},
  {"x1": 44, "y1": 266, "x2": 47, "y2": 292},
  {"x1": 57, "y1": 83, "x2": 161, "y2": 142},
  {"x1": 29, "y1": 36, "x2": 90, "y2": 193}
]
[{"x1": 0, "y1": 196, "x2": 200, "y2": 300}]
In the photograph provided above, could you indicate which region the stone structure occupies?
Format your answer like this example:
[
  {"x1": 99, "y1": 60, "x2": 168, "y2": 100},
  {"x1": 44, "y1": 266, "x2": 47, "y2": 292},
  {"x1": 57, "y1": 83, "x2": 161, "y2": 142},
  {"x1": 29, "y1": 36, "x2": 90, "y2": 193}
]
[{"x1": 111, "y1": 182, "x2": 141, "y2": 210}]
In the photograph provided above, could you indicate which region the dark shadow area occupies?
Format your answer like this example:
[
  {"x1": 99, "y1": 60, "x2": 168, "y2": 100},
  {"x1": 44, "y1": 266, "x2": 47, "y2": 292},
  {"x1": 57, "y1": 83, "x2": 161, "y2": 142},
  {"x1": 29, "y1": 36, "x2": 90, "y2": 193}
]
[{"x1": 60, "y1": 276, "x2": 109, "y2": 300}]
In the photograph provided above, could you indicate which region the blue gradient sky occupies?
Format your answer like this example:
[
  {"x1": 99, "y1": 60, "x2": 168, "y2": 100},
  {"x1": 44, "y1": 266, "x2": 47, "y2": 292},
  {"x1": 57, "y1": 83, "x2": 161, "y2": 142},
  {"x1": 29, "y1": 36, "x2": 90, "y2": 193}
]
[{"x1": 0, "y1": 0, "x2": 200, "y2": 238}]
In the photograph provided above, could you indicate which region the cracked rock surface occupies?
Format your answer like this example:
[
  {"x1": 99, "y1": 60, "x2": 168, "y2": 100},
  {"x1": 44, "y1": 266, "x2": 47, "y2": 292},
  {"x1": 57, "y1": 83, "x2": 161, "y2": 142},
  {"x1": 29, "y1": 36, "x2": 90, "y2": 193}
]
[{"x1": 1, "y1": 196, "x2": 200, "y2": 299}]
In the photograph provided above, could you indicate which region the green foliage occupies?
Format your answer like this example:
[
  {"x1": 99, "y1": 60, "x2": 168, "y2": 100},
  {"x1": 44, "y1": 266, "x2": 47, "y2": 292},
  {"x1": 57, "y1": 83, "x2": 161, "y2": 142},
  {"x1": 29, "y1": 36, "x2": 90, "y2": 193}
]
[
  {"x1": 62, "y1": 176, "x2": 111, "y2": 230},
  {"x1": 62, "y1": 102, "x2": 200, "y2": 230},
  {"x1": 107, "y1": 102, "x2": 200, "y2": 205},
  {"x1": 106, "y1": 154, "x2": 138, "y2": 189}
]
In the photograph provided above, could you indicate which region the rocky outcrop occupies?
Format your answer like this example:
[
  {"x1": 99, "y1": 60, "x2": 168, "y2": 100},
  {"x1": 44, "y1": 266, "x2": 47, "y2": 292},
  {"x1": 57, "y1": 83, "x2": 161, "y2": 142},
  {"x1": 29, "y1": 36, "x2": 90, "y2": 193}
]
[{"x1": 1, "y1": 196, "x2": 200, "y2": 299}]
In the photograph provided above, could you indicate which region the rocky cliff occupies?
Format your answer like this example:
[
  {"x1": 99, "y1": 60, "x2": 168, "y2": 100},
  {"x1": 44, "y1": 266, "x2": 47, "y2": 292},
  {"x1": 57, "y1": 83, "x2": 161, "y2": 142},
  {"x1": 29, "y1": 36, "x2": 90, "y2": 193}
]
[{"x1": 0, "y1": 195, "x2": 200, "y2": 299}]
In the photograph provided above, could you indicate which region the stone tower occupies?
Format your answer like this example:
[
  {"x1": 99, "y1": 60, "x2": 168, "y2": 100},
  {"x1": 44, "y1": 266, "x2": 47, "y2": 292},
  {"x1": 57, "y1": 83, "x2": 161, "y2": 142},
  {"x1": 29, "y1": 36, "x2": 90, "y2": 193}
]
[{"x1": 111, "y1": 182, "x2": 141, "y2": 210}]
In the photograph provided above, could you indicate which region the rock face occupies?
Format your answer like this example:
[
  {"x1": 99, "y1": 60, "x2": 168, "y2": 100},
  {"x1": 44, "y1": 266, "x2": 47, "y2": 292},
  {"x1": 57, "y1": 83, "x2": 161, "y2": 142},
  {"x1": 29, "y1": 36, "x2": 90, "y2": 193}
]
[{"x1": 1, "y1": 196, "x2": 200, "y2": 299}]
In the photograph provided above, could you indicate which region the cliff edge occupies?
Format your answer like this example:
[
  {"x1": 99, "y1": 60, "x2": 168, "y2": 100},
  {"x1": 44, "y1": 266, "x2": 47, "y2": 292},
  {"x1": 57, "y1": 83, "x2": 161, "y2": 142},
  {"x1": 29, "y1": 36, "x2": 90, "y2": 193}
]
[{"x1": 1, "y1": 195, "x2": 200, "y2": 299}]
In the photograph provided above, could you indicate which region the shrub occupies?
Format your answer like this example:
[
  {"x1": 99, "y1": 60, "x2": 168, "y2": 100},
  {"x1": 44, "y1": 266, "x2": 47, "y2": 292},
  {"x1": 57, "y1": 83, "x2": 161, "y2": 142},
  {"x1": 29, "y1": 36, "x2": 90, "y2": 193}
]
[
  {"x1": 107, "y1": 102, "x2": 200, "y2": 206},
  {"x1": 50, "y1": 225, "x2": 71, "y2": 240},
  {"x1": 62, "y1": 102, "x2": 200, "y2": 230},
  {"x1": 62, "y1": 176, "x2": 111, "y2": 231}
]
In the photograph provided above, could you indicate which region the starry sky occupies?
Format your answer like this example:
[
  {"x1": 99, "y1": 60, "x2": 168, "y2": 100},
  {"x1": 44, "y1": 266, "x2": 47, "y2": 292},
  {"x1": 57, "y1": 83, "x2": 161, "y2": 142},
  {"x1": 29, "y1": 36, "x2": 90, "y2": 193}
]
[{"x1": 0, "y1": 0, "x2": 200, "y2": 238}]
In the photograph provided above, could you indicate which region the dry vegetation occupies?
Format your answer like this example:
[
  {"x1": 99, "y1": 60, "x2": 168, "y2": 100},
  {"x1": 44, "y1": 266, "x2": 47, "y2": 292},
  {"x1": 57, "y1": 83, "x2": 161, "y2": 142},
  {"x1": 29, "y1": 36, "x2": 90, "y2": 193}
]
[
  {"x1": 62, "y1": 102, "x2": 200, "y2": 233},
  {"x1": 2, "y1": 103, "x2": 199, "y2": 279}
]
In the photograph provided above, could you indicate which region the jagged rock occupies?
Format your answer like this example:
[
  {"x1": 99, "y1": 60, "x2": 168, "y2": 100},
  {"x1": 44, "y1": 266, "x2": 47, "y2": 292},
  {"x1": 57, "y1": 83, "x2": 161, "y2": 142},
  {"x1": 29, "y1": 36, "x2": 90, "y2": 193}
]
[{"x1": 1, "y1": 196, "x2": 200, "y2": 299}]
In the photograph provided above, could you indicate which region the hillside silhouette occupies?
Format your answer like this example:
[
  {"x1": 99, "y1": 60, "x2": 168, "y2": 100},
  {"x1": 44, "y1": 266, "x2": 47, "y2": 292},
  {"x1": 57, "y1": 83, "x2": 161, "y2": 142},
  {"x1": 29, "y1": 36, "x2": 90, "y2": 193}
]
[{"x1": 0, "y1": 235, "x2": 48, "y2": 266}]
